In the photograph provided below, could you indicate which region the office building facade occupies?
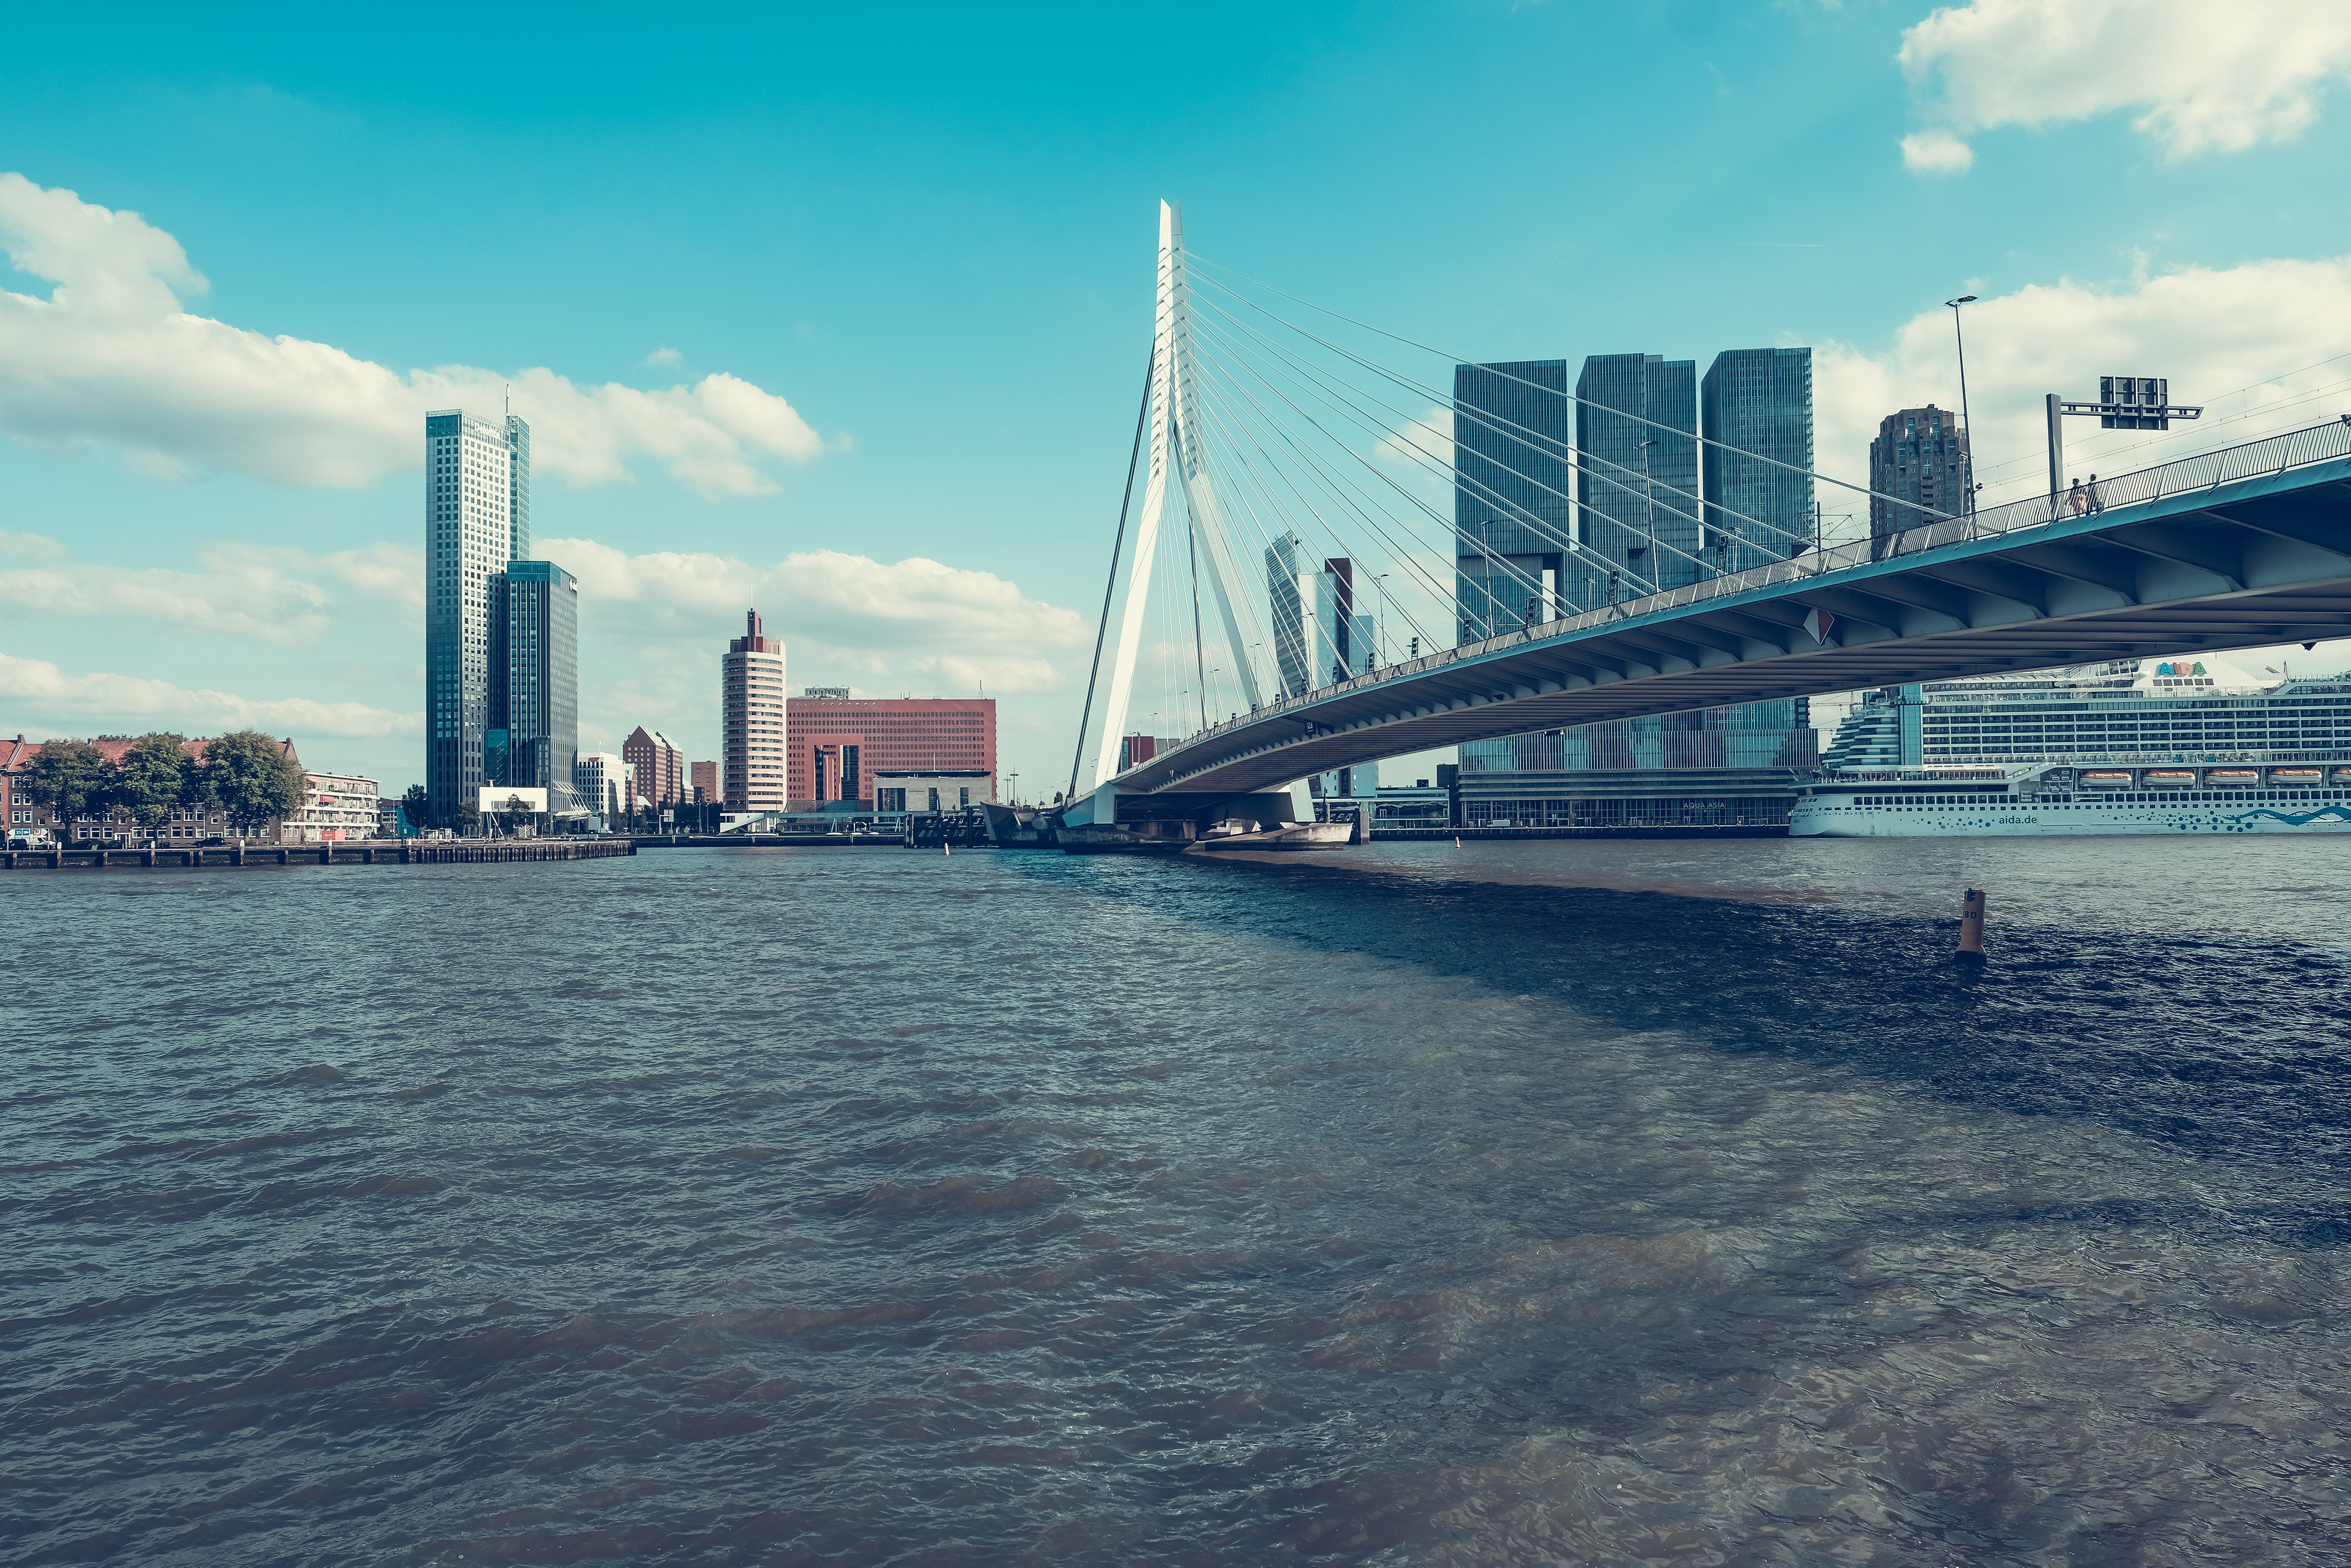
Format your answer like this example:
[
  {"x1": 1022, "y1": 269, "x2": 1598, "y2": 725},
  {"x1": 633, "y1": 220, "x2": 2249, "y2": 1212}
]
[
  {"x1": 785, "y1": 694, "x2": 996, "y2": 808},
  {"x1": 1266, "y1": 534, "x2": 1376, "y2": 696},
  {"x1": 721, "y1": 609, "x2": 788, "y2": 813},
  {"x1": 623, "y1": 727, "x2": 688, "y2": 809},
  {"x1": 424, "y1": 407, "x2": 532, "y2": 827},
  {"x1": 1456, "y1": 699, "x2": 1818, "y2": 830},
  {"x1": 1868, "y1": 406, "x2": 1972, "y2": 543},
  {"x1": 1575, "y1": 353, "x2": 1698, "y2": 607},
  {"x1": 1700, "y1": 348, "x2": 1815, "y2": 573},
  {"x1": 574, "y1": 751, "x2": 628, "y2": 823},
  {"x1": 494, "y1": 560, "x2": 580, "y2": 811},
  {"x1": 1453, "y1": 360, "x2": 1573, "y2": 642},
  {"x1": 873, "y1": 770, "x2": 995, "y2": 813}
]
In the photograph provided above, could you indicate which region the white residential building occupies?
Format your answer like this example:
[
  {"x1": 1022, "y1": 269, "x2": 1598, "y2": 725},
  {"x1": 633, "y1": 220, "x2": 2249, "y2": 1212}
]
[
  {"x1": 722, "y1": 608, "x2": 788, "y2": 813},
  {"x1": 290, "y1": 770, "x2": 382, "y2": 842}
]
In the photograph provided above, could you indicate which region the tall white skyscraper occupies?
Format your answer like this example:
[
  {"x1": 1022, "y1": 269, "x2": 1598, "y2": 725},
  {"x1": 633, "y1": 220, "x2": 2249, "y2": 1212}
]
[
  {"x1": 721, "y1": 609, "x2": 787, "y2": 813},
  {"x1": 424, "y1": 408, "x2": 531, "y2": 826}
]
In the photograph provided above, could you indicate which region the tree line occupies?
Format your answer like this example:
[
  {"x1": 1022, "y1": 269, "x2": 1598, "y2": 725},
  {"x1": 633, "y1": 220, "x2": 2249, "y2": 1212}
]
[{"x1": 15, "y1": 731, "x2": 308, "y2": 838}]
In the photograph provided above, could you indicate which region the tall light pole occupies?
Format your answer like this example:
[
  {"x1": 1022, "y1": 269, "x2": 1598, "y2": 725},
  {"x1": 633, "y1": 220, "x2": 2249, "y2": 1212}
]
[
  {"x1": 1946, "y1": 295, "x2": 1978, "y2": 513},
  {"x1": 1637, "y1": 439, "x2": 1660, "y2": 593}
]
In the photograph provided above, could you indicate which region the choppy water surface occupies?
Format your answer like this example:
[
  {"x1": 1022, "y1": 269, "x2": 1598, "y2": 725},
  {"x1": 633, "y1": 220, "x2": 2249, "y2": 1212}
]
[{"x1": 4, "y1": 836, "x2": 2349, "y2": 1565}]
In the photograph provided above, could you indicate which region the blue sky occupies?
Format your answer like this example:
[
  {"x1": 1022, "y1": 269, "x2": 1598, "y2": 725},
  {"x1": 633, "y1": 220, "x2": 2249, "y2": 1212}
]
[{"x1": 6, "y1": 2, "x2": 2351, "y2": 795}]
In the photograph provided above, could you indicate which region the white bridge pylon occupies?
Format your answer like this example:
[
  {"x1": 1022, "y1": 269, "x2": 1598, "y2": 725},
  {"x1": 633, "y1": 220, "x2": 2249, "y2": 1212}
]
[{"x1": 1093, "y1": 201, "x2": 1263, "y2": 788}]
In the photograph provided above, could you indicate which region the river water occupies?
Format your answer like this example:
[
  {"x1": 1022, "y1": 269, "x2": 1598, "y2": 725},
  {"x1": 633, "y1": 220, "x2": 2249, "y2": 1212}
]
[{"x1": 4, "y1": 836, "x2": 2348, "y2": 1564}]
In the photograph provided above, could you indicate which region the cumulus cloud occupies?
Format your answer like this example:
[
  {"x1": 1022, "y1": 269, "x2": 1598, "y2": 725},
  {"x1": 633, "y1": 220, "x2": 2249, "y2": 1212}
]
[
  {"x1": 644, "y1": 346, "x2": 682, "y2": 366},
  {"x1": 1898, "y1": 128, "x2": 1974, "y2": 175},
  {"x1": 1811, "y1": 253, "x2": 2351, "y2": 512},
  {"x1": 1898, "y1": 0, "x2": 2351, "y2": 167},
  {"x1": 0, "y1": 530, "x2": 65, "y2": 559},
  {"x1": 0, "y1": 539, "x2": 422, "y2": 644},
  {"x1": 540, "y1": 538, "x2": 1088, "y2": 692},
  {"x1": 0, "y1": 651, "x2": 419, "y2": 738},
  {"x1": 0, "y1": 173, "x2": 829, "y2": 496}
]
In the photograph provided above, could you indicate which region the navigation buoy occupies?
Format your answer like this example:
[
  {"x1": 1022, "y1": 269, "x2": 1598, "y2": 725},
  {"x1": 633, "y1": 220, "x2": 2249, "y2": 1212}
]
[
  {"x1": 944, "y1": 844, "x2": 951, "y2": 857},
  {"x1": 1956, "y1": 888, "x2": 1987, "y2": 965},
  {"x1": 1453, "y1": 836, "x2": 1461, "y2": 848}
]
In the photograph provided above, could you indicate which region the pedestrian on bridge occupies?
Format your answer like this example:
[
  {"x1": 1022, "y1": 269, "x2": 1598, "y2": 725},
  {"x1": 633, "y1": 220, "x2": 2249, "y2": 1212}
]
[
  {"x1": 2086, "y1": 474, "x2": 2103, "y2": 514},
  {"x1": 2067, "y1": 478, "x2": 2088, "y2": 516}
]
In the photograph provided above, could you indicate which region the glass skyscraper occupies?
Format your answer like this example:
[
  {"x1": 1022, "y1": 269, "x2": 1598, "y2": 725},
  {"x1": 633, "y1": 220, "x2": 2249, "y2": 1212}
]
[
  {"x1": 1700, "y1": 348, "x2": 1814, "y2": 574},
  {"x1": 1453, "y1": 360, "x2": 1571, "y2": 643},
  {"x1": 425, "y1": 407, "x2": 567, "y2": 826},
  {"x1": 498, "y1": 560, "x2": 581, "y2": 811},
  {"x1": 1574, "y1": 353, "x2": 1698, "y2": 606}
]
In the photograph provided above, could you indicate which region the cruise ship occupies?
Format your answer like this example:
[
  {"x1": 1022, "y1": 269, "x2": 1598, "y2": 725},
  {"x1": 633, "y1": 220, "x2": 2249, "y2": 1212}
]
[{"x1": 1792, "y1": 657, "x2": 2351, "y2": 837}]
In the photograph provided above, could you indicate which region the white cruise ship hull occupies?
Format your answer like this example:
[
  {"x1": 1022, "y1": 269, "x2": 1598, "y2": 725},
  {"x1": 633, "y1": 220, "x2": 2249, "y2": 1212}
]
[
  {"x1": 1802, "y1": 658, "x2": 2351, "y2": 838},
  {"x1": 1794, "y1": 799, "x2": 2351, "y2": 837}
]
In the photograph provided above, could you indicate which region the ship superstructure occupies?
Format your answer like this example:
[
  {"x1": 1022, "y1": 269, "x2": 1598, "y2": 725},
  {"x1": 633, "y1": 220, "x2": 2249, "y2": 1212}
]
[{"x1": 1793, "y1": 658, "x2": 2351, "y2": 837}]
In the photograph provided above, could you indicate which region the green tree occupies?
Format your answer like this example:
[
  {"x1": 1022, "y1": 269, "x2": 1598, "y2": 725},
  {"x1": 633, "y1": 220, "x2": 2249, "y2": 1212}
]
[
  {"x1": 400, "y1": 783, "x2": 430, "y2": 833},
  {"x1": 18, "y1": 738, "x2": 113, "y2": 836},
  {"x1": 116, "y1": 733, "x2": 193, "y2": 838},
  {"x1": 198, "y1": 730, "x2": 306, "y2": 838},
  {"x1": 455, "y1": 801, "x2": 481, "y2": 836}
]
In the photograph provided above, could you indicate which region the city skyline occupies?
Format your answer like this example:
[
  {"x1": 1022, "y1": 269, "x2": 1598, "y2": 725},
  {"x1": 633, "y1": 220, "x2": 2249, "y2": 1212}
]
[{"x1": 6, "y1": 8, "x2": 2351, "y2": 790}]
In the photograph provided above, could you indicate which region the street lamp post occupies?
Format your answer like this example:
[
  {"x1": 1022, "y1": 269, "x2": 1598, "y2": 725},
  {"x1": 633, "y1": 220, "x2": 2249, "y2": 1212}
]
[
  {"x1": 1945, "y1": 295, "x2": 1978, "y2": 514},
  {"x1": 1637, "y1": 439, "x2": 1660, "y2": 593}
]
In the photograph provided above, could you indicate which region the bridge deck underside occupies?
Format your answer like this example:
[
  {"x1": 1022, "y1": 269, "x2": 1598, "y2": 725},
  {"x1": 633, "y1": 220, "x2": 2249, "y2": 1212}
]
[{"x1": 1121, "y1": 465, "x2": 2351, "y2": 797}]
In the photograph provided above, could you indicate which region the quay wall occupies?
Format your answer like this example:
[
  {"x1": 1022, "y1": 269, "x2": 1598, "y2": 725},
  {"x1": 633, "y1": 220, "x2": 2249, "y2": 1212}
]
[{"x1": 1, "y1": 839, "x2": 638, "y2": 871}]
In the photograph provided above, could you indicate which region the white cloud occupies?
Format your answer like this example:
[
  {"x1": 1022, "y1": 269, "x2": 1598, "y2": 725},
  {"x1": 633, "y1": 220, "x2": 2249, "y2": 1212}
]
[
  {"x1": 0, "y1": 530, "x2": 65, "y2": 559},
  {"x1": 644, "y1": 346, "x2": 682, "y2": 366},
  {"x1": 1811, "y1": 253, "x2": 2351, "y2": 513},
  {"x1": 0, "y1": 540, "x2": 422, "y2": 644},
  {"x1": 540, "y1": 539, "x2": 1088, "y2": 688},
  {"x1": 0, "y1": 651, "x2": 418, "y2": 738},
  {"x1": 0, "y1": 173, "x2": 829, "y2": 496},
  {"x1": 1898, "y1": 128, "x2": 1974, "y2": 174},
  {"x1": 1898, "y1": 0, "x2": 2351, "y2": 166}
]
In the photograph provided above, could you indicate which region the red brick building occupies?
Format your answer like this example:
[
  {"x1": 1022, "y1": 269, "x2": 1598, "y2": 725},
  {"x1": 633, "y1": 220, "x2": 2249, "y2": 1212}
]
[
  {"x1": 786, "y1": 695, "x2": 995, "y2": 808},
  {"x1": 690, "y1": 760, "x2": 718, "y2": 803},
  {"x1": 623, "y1": 727, "x2": 687, "y2": 808}
]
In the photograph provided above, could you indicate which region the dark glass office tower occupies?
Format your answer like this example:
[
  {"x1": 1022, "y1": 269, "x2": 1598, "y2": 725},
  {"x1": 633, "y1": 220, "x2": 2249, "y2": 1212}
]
[
  {"x1": 1574, "y1": 354, "x2": 1698, "y2": 605},
  {"x1": 1700, "y1": 348, "x2": 1814, "y2": 574},
  {"x1": 1453, "y1": 360, "x2": 1571, "y2": 642},
  {"x1": 497, "y1": 560, "x2": 581, "y2": 811}
]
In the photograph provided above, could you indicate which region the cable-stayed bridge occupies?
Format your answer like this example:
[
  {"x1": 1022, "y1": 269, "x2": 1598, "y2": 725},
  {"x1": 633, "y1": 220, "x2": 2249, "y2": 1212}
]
[{"x1": 1059, "y1": 203, "x2": 2351, "y2": 833}]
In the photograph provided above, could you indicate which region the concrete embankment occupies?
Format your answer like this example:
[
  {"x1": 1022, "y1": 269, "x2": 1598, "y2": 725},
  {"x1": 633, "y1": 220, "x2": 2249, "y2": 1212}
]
[{"x1": 0, "y1": 839, "x2": 638, "y2": 871}]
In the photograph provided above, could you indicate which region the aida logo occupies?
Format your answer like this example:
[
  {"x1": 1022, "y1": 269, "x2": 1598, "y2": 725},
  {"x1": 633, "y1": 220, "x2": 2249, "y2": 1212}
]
[{"x1": 2155, "y1": 661, "x2": 2207, "y2": 677}]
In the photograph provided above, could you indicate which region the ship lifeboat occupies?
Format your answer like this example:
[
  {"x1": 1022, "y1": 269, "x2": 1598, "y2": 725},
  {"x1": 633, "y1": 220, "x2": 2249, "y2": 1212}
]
[
  {"x1": 2271, "y1": 767, "x2": 2323, "y2": 783},
  {"x1": 2080, "y1": 771, "x2": 2133, "y2": 788},
  {"x1": 2208, "y1": 768, "x2": 2260, "y2": 783},
  {"x1": 2145, "y1": 770, "x2": 2198, "y2": 787},
  {"x1": 2332, "y1": 767, "x2": 2351, "y2": 785}
]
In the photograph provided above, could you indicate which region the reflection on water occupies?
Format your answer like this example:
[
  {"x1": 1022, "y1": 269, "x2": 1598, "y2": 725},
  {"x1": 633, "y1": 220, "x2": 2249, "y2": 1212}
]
[{"x1": 2, "y1": 840, "x2": 2347, "y2": 1564}]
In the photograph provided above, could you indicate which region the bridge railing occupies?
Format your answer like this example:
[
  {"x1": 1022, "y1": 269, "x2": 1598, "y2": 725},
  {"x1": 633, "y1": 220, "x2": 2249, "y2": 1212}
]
[{"x1": 1154, "y1": 417, "x2": 2351, "y2": 767}]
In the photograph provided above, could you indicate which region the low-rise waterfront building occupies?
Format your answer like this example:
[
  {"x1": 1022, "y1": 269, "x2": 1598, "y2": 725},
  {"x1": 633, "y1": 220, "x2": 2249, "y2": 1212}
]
[
  {"x1": 872, "y1": 769, "x2": 994, "y2": 813},
  {"x1": 2, "y1": 733, "x2": 303, "y2": 842},
  {"x1": 1455, "y1": 700, "x2": 1817, "y2": 831},
  {"x1": 288, "y1": 770, "x2": 381, "y2": 842}
]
